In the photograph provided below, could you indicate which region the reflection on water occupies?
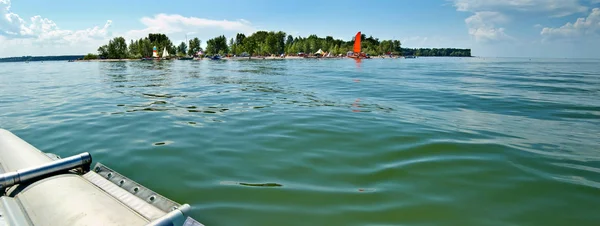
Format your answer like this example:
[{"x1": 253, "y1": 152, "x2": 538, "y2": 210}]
[{"x1": 98, "y1": 60, "x2": 400, "y2": 122}]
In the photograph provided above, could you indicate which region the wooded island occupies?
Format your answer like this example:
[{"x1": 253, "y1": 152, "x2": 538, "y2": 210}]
[{"x1": 83, "y1": 31, "x2": 471, "y2": 60}]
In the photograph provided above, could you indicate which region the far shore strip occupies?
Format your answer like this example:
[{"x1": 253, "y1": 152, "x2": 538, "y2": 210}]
[{"x1": 75, "y1": 56, "x2": 408, "y2": 62}]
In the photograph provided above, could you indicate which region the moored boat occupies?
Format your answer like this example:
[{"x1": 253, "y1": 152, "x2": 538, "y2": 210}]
[
  {"x1": 162, "y1": 47, "x2": 173, "y2": 60},
  {"x1": 152, "y1": 46, "x2": 160, "y2": 60},
  {"x1": 348, "y1": 32, "x2": 370, "y2": 59}
]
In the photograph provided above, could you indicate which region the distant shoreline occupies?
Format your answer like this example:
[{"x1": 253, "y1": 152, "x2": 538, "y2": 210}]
[
  {"x1": 73, "y1": 55, "x2": 475, "y2": 62},
  {"x1": 75, "y1": 59, "x2": 139, "y2": 62},
  {"x1": 0, "y1": 55, "x2": 476, "y2": 63}
]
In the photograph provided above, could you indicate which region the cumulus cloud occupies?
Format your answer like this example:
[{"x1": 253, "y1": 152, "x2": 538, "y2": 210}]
[
  {"x1": 449, "y1": 0, "x2": 595, "y2": 42},
  {"x1": 452, "y1": 0, "x2": 588, "y2": 17},
  {"x1": 465, "y1": 11, "x2": 512, "y2": 42},
  {"x1": 0, "y1": 0, "x2": 26, "y2": 36},
  {"x1": 0, "y1": 0, "x2": 113, "y2": 57},
  {"x1": 541, "y1": 8, "x2": 600, "y2": 38},
  {"x1": 0, "y1": 0, "x2": 112, "y2": 49},
  {"x1": 124, "y1": 14, "x2": 256, "y2": 40},
  {"x1": 1, "y1": 0, "x2": 258, "y2": 57}
]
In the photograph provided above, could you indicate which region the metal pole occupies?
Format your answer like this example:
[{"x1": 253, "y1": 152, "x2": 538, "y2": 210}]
[
  {"x1": 145, "y1": 204, "x2": 194, "y2": 226},
  {"x1": 0, "y1": 152, "x2": 92, "y2": 190}
]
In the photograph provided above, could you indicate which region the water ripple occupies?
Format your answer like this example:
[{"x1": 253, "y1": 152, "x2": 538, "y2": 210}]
[{"x1": 1, "y1": 58, "x2": 599, "y2": 225}]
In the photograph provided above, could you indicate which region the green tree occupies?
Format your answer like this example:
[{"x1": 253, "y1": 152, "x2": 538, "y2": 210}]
[
  {"x1": 169, "y1": 43, "x2": 176, "y2": 55},
  {"x1": 233, "y1": 33, "x2": 246, "y2": 55},
  {"x1": 379, "y1": 40, "x2": 392, "y2": 54},
  {"x1": 244, "y1": 36, "x2": 257, "y2": 57},
  {"x1": 83, "y1": 53, "x2": 98, "y2": 60},
  {"x1": 229, "y1": 38, "x2": 235, "y2": 55},
  {"x1": 107, "y1": 37, "x2": 128, "y2": 59},
  {"x1": 97, "y1": 45, "x2": 108, "y2": 58},
  {"x1": 285, "y1": 35, "x2": 294, "y2": 49},
  {"x1": 304, "y1": 40, "x2": 311, "y2": 53},
  {"x1": 265, "y1": 33, "x2": 277, "y2": 55},
  {"x1": 177, "y1": 41, "x2": 187, "y2": 56},
  {"x1": 148, "y1": 33, "x2": 169, "y2": 44},
  {"x1": 392, "y1": 40, "x2": 402, "y2": 55},
  {"x1": 206, "y1": 35, "x2": 228, "y2": 55},
  {"x1": 141, "y1": 38, "x2": 152, "y2": 57},
  {"x1": 188, "y1": 38, "x2": 201, "y2": 56},
  {"x1": 289, "y1": 43, "x2": 298, "y2": 54},
  {"x1": 333, "y1": 45, "x2": 340, "y2": 55},
  {"x1": 275, "y1": 31, "x2": 286, "y2": 54},
  {"x1": 128, "y1": 40, "x2": 136, "y2": 57},
  {"x1": 98, "y1": 31, "x2": 470, "y2": 59}
]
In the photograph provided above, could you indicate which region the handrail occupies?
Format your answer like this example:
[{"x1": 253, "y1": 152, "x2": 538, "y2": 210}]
[
  {"x1": 0, "y1": 152, "x2": 92, "y2": 190},
  {"x1": 145, "y1": 204, "x2": 196, "y2": 226}
]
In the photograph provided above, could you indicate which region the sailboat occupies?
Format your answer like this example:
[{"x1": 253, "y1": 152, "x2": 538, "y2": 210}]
[
  {"x1": 179, "y1": 34, "x2": 194, "y2": 60},
  {"x1": 349, "y1": 32, "x2": 370, "y2": 59},
  {"x1": 162, "y1": 47, "x2": 171, "y2": 60},
  {"x1": 142, "y1": 46, "x2": 159, "y2": 60},
  {"x1": 152, "y1": 46, "x2": 159, "y2": 58}
]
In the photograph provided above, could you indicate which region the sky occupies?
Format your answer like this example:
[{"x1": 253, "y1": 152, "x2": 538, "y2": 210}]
[{"x1": 1, "y1": 0, "x2": 599, "y2": 58}]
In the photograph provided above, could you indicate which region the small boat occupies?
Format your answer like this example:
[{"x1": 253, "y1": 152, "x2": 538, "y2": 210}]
[
  {"x1": 348, "y1": 32, "x2": 370, "y2": 59},
  {"x1": 178, "y1": 56, "x2": 194, "y2": 60},
  {"x1": 152, "y1": 46, "x2": 159, "y2": 59},
  {"x1": 209, "y1": 55, "x2": 222, "y2": 60},
  {"x1": 0, "y1": 129, "x2": 204, "y2": 226},
  {"x1": 162, "y1": 47, "x2": 172, "y2": 60},
  {"x1": 404, "y1": 55, "x2": 416, "y2": 59}
]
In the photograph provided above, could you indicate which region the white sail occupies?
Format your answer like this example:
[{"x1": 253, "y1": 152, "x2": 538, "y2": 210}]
[{"x1": 162, "y1": 47, "x2": 169, "y2": 58}]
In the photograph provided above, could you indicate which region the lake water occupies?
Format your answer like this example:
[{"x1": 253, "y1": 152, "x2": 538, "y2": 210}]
[{"x1": 1, "y1": 58, "x2": 599, "y2": 225}]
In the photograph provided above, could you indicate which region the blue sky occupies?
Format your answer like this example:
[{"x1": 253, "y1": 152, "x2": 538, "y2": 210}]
[{"x1": 1, "y1": 0, "x2": 599, "y2": 58}]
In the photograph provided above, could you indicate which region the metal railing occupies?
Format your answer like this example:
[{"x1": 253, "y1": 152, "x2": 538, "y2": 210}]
[{"x1": 0, "y1": 152, "x2": 92, "y2": 190}]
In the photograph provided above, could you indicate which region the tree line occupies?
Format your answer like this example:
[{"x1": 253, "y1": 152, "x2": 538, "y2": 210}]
[
  {"x1": 86, "y1": 33, "x2": 202, "y2": 59},
  {"x1": 0, "y1": 55, "x2": 84, "y2": 62},
  {"x1": 207, "y1": 31, "x2": 403, "y2": 56},
  {"x1": 87, "y1": 31, "x2": 471, "y2": 59},
  {"x1": 402, "y1": 48, "x2": 471, "y2": 57}
]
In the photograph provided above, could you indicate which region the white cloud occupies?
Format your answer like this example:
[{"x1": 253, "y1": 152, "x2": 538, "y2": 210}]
[
  {"x1": 0, "y1": 0, "x2": 26, "y2": 37},
  {"x1": 0, "y1": 0, "x2": 112, "y2": 56},
  {"x1": 1, "y1": 1, "x2": 258, "y2": 57},
  {"x1": 465, "y1": 11, "x2": 512, "y2": 42},
  {"x1": 452, "y1": 0, "x2": 588, "y2": 17},
  {"x1": 541, "y1": 8, "x2": 600, "y2": 38},
  {"x1": 124, "y1": 14, "x2": 256, "y2": 41}
]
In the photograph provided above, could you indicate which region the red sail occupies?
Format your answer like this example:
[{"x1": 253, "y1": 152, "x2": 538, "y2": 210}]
[{"x1": 353, "y1": 32, "x2": 361, "y2": 53}]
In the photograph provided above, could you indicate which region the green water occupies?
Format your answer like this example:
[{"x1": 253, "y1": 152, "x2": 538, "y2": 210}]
[{"x1": 1, "y1": 58, "x2": 599, "y2": 225}]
